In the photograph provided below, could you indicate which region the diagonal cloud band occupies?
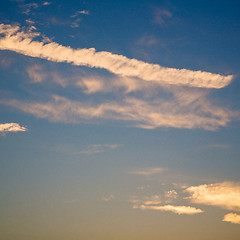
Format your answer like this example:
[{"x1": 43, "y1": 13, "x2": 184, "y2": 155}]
[{"x1": 0, "y1": 24, "x2": 233, "y2": 89}]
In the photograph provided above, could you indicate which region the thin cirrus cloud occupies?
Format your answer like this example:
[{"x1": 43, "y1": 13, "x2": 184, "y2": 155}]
[
  {"x1": 153, "y1": 8, "x2": 173, "y2": 25},
  {"x1": 52, "y1": 143, "x2": 121, "y2": 155},
  {"x1": 77, "y1": 144, "x2": 120, "y2": 155},
  {"x1": 222, "y1": 213, "x2": 240, "y2": 224},
  {"x1": 0, "y1": 92, "x2": 235, "y2": 130},
  {"x1": 102, "y1": 195, "x2": 114, "y2": 202},
  {"x1": 185, "y1": 182, "x2": 240, "y2": 211},
  {"x1": 133, "y1": 204, "x2": 203, "y2": 215},
  {"x1": 130, "y1": 195, "x2": 162, "y2": 205},
  {"x1": 0, "y1": 123, "x2": 27, "y2": 132},
  {"x1": 129, "y1": 167, "x2": 165, "y2": 176},
  {"x1": 0, "y1": 24, "x2": 233, "y2": 89}
]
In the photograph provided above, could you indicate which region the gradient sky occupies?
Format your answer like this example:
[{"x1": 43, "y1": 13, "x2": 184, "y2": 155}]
[{"x1": 1, "y1": 0, "x2": 240, "y2": 239}]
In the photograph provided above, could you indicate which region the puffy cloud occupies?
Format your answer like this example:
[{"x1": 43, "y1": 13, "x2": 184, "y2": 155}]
[
  {"x1": 185, "y1": 182, "x2": 240, "y2": 211},
  {"x1": 0, "y1": 24, "x2": 233, "y2": 89},
  {"x1": 129, "y1": 167, "x2": 165, "y2": 176},
  {"x1": 133, "y1": 204, "x2": 203, "y2": 215},
  {"x1": 0, "y1": 123, "x2": 27, "y2": 132},
  {"x1": 222, "y1": 213, "x2": 240, "y2": 224}
]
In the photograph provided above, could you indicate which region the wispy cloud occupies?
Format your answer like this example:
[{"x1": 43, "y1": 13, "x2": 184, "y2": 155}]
[
  {"x1": 153, "y1": 8, "x2": 173, "y2": 25},
  {"x1": 129, "y1": 167, "x2": 165, "y2": 176},
  {"x1": 185, "y1": 182, "x2": 240, "y2": 211},
  {"x1": 0, "y1": 92, "x2": 235, "y2": 130},
  {"x1": 130, "y1": 195, "x2": 162, "y2": 205},
  {"x1": 27, "y1": 64, "x2": 46, "y2": 83},
  {"x1": 102, "y1": 195, "x2": 114, "y2": 202},
  {"x1": 134, "y1": 204, "x2": 203, "y2": 215},
  {"x1": 77, "y1": 144, "x2": 120, "y2": 155},
  {"x1": 0, "y1": 24, "x2": 233, "y2": 89},
  {"x1": 222, "y1": 213, "x2": 240, "y2": 224},
  {"x1": 0, "y1": 123, "x2": 27, "y2": 133},
  {"x1": 52, "y1": 143, "x2": 121, "y2": 155},
  {"x1": 137, "y1": 34, "x2": 158, "y2": 47},
  {"x1": 208, "y1": 144, "x2": 230, "y2": 149}
]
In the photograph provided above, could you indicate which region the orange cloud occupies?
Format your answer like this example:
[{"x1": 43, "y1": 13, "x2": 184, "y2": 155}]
[
  {"x1": 186, "y1": 182, "x2": 240, "y2": 211},
  {"x1": 222, "y1": 213, "x2": 240, "y2": 224}
]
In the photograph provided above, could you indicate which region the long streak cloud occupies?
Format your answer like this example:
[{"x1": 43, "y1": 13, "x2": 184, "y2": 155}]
[
  {"x1": 0, "y1": 24, "x2": 233, "y2": 88},
  {"x1": 133, "y1": 204, "x2": 203, "y2": 215}
]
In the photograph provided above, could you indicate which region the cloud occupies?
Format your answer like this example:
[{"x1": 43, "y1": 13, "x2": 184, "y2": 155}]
[
  {"x1": 130, "y1": 195, "x2": 162, "y2": 205},
  {"x1": 137, "y1": 34, "x2": 158, "y2": 47},
  {"x1": 129, "y1": 167, "x2": 165, "y2": 176},
  {"x1": 185, "y1": 182, "x2": 240, "y2": 211},
  {"x1": 0, "y1": 123, "x2": 27, "y2": 133},
  {"x1": 0, "y1": 24, "x2": 233, "y2": 89},
  {"x1": 52, "y1": 143, "x2": 121, "y2": 155},
  {"x1": 78, "y1": 10, "x2": 89, "y2": 15},
  {"x1": 165, "y1": 190, "x2": 178, "y2": 202},
  {"x1": 0, "y1": 91, "x2": 235, "y2": 130},
  {"x1": 209, "y1": 144, "x2": 230, "y2": 149},
  {"x1": 21, "y1": 3, "x2": 39, "y2": 15},
  {"x1": 0, "y1": 24, "x2": 237, "y2": 130},
  {"x1": 154, "y1": 8, "x2": 173, "y2": 25},
  {"x1": 222, "y1": 213, "x2": 240, "y2": 224},
  {"x1": 102, "y1": 195, "x2": 114, "y2": 202},
  {"x1": 133, "y1": 204, "x2": 203, "y2": 215},
  {"x1": 43, "y1": 2, "x2": 51, "y2": 6},
  {"x1": 27, "y1": 64, "x2": 46, "y2": 83},
  {"x1": 77, "y1": 144, "x2": 120, "y2": 155}
]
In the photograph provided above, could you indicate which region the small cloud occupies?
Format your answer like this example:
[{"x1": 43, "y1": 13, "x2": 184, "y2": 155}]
[
  {"x1": 78, "y1": 144, "x2": 121, "y2": 155},
  {"x1": 130, "y1": 195, "x2": 162, "y2": 205},
  {"x1": 70, "y1": 18, "x2": 82, "y2": 28},
  {"x1": 25, "y1": 19, "x2": 35, "y2": 25},
  {"x1": 129, "y1": 167, "x2": 165, "y2": 176},
  {"x1": 52, "y1": 143, "x2": 121, "y2": 155},
  {"x1": 222, "y1": 213, "x2": 240, "y2": 224},
  {"x1": 21, "y1": 3, "x2": 39, "y2": 15},
  {"x1": 0, "y1": 58, "x2": 12, "y2": 68},
  {"x1": 0, "y1": 123, "x2": 27, "y2": 134},
  {"x1": 78, "y1": 10, "x2": 89, "y2": 15},
  {"x1": 165, "y1": 190, "x2": 178, "y2": 202},
  {"x1": 102, "y1": 195, "x2": 114, "y2": 202},
  {"x1": 27, "y1": 64, "x2": 46, "y2": 83},
  {"x1": 134, "y1": 204, "x2": 203, "y2": 215},
  {"x1": 43, "y1": 1, "x2": 51, "y2": 6},
  {"x1": 153, "y1": 8, "x2": 172, "y2": 25},
  {"x1": 185, "y1": 182, "x2": 240, "y2": 211},
  {"x1": 137, "y1": 34, "x2": 158, "y2": 47}
]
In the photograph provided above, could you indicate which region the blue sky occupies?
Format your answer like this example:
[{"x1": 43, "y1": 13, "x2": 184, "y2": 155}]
[{"x1": 1, "y1": 0, "x2": 240, "y2": 239}]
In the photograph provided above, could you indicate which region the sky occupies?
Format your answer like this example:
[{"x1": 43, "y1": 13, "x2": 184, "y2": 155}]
[{"x1": 0, "y1": 0, "x2": 240, "y2": 239}]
